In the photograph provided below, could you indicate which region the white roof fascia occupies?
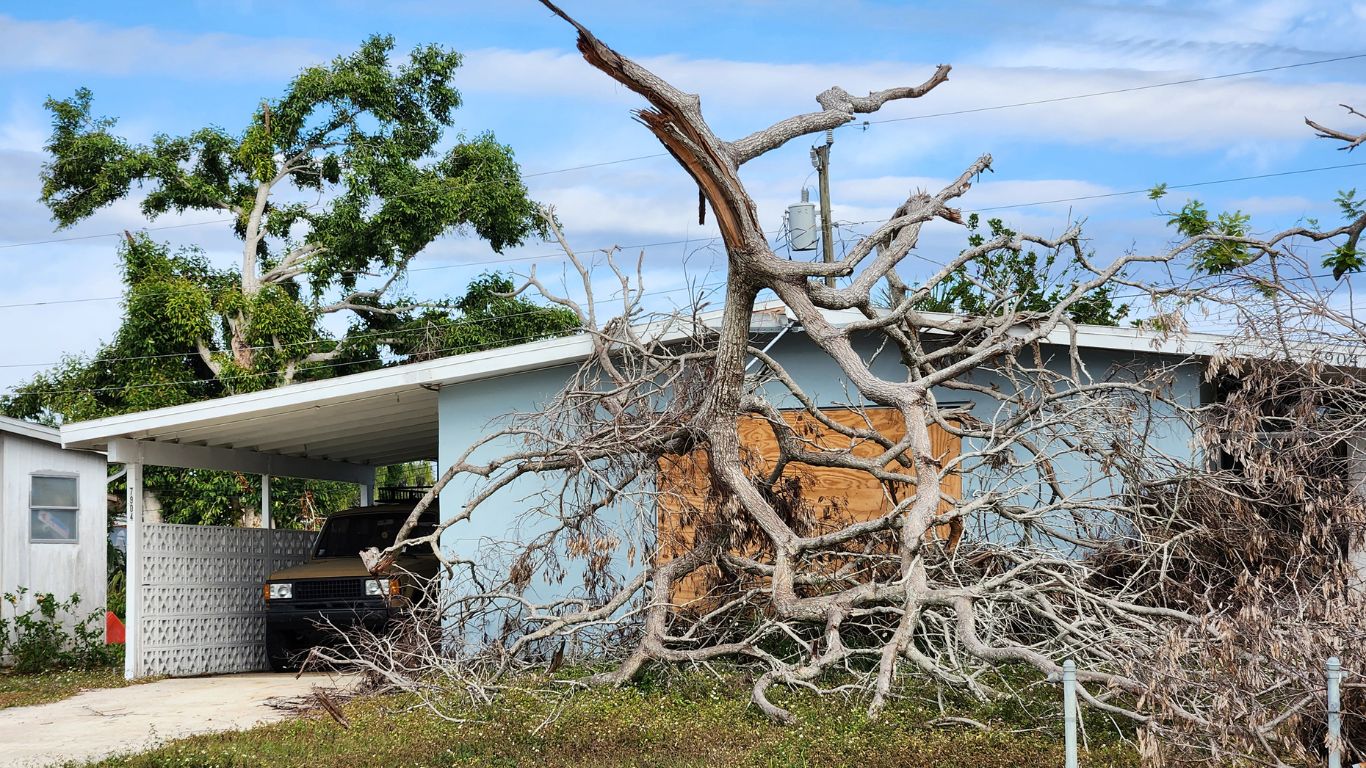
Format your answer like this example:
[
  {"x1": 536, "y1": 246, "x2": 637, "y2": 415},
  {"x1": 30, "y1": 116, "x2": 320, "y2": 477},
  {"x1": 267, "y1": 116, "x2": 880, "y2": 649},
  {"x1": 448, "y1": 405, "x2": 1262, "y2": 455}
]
[
  {"x1": 106, "y1": 438, "x2": 374, "y2": 485},
  {"x1": 62, "y1": 299, "x2": 1257, "y2": 453},
  {"x1": 62, "y1": 333, "x2": 594, "y2": 450},
  {"x1": 0, "y1": 415, "x2": 61, "y2": 445},
  {"x1": 785, "y1": 305, "x2": 1229, "y2": 358},
  {"x1": 61, "y1": 304, "x2": 743, "y2": 452}
]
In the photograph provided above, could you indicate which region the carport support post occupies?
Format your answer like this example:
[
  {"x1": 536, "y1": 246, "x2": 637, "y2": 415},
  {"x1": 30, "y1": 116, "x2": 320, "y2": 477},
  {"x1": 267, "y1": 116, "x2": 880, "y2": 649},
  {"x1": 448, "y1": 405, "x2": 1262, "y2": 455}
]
[
  {"x1": 125, "y1": 461, "x2": 143, "y2": 680},
  {"x1": 359, "y1": 470, "x2": 375, "y2": 507},
  {"x1": 260, "y1": 474, "x2": 272, "y2": 529}
]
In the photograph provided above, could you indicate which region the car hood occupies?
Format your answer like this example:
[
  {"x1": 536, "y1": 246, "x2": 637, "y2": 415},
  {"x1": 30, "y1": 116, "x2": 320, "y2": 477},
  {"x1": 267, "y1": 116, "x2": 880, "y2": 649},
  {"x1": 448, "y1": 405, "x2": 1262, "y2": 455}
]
[{"x1": 267, "y1": 553, "x2": 436, "y2": 581}]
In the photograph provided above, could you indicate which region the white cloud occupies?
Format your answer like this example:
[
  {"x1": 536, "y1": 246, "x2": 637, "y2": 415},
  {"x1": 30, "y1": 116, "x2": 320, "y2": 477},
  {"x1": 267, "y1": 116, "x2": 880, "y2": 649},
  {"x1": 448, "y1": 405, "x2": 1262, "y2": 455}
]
[
  {"x1": 461, "y1": 46, "x2": 1366, "y2": 156},
  {"x1": 0, "y1": 105, "x2": 46, "y2": 153},
  {"x1": 1221, "y1": 194, "x2": 1317, "y2": 217},
  {"x1": 2, "y1": 4, "x2": 1360, "y2": 391},
  {"x1": 0, "y1": 15, "x2": 331, "y2": 80},
  {"x1": 976, "y1": 0, "x2": 1353, "y2": 72}
]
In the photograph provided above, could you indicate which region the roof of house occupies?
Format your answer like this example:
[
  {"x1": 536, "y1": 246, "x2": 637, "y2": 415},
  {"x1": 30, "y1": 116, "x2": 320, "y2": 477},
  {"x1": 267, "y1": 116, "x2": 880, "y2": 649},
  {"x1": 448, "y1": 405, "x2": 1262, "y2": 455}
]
[
  {"x1": 0, "y1": 415, "x2": 61, "y2": 445},
  {"x1": 59, "y1": 301, "x2": 1232, "y2": 471}
]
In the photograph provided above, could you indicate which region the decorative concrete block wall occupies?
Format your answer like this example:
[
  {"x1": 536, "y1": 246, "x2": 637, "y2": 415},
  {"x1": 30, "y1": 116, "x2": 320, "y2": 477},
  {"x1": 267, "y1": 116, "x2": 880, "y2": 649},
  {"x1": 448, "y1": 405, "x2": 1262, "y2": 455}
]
[{"x1": 136, "y1": 524, "x2": 315, "y2": 677}]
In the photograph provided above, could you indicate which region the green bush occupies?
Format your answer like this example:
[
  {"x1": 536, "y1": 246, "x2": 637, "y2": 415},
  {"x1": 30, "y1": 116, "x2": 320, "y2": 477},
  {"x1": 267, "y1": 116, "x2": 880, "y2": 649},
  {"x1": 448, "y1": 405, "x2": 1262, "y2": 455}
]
[{"x1": 0, "y1": 588, "x2": 120, "y2": 673}]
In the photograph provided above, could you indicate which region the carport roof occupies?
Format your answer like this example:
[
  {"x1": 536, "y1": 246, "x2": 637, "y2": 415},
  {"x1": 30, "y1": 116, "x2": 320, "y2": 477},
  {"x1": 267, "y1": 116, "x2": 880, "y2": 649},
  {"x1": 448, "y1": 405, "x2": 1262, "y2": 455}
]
[{"x1": 60, "y1": 329, "x2": 603, "y2": 468}]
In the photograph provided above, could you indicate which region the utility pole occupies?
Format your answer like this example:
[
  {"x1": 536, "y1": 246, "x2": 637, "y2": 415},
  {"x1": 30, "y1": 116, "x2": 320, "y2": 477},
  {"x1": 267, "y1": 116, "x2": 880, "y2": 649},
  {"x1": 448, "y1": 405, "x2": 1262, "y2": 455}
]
[{"x1": 811, "y1": 129, "x2": 836, "y2": 288}]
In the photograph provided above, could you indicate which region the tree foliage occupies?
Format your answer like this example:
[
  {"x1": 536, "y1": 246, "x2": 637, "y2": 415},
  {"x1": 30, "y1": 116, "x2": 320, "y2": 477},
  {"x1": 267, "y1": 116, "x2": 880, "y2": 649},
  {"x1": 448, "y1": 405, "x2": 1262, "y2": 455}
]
[
  {"x1": 5, "y1": 36, "x2": 583, "y2": 527},
  {"x1": 40, "y1": 35, "x2": 543, "y2": 389},
  {"x1": 914, "y1": 214, "x2": 1129, "y2": 326},
  {"x1": 1, "y1": 244, "x2": 576, "y2": 526}
]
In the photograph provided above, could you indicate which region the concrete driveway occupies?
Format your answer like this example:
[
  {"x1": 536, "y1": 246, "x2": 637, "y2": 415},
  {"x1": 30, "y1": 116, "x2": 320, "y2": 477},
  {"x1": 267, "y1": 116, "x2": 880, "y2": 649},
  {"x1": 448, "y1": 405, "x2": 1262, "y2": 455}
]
[{"x1": 0, "y1": 672, "x2": 356, "y2": 767}]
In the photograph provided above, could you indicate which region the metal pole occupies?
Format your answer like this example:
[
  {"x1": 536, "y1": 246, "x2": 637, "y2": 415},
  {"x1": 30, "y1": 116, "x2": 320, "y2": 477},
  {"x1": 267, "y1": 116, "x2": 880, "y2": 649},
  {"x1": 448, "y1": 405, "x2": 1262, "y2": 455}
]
[
  {"x1": 1063, "y1": 659, "x2": 1079, "y2": 768},
  {"x1": 1328, "y1": 656, "x2": 1342, "y2": 768},
  {"x1": 814, "y1": 130, "x2": 836, "y2": 288}
]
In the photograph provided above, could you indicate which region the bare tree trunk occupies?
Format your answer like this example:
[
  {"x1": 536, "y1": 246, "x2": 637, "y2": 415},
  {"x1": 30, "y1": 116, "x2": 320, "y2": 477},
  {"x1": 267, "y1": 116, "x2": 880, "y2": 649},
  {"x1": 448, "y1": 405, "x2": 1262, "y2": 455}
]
[{"x1": 337, "y1": 10, "x2": 1366, "y2": 766}]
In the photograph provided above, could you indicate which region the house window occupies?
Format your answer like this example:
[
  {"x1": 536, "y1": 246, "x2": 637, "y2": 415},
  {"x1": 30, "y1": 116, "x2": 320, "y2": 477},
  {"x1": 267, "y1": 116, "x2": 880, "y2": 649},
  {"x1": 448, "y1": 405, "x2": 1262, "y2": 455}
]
[{"x1": 30, "y1": 474, "x2": 79, "y2": 543}]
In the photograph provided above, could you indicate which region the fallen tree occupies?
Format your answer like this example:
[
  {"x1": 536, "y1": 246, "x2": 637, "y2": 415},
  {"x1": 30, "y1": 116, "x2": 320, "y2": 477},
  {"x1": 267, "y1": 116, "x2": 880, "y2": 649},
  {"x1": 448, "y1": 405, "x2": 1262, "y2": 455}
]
[{"x1": 337, "y1": 7, "x2": 1366, "y2": 766}]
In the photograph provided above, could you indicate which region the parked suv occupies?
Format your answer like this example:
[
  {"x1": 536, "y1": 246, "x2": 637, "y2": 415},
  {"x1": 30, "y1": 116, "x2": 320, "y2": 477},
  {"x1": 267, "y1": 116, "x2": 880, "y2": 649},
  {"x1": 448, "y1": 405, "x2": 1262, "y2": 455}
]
[{"x1": 263, "y1": 502, "x2": 439, "y2": 671}]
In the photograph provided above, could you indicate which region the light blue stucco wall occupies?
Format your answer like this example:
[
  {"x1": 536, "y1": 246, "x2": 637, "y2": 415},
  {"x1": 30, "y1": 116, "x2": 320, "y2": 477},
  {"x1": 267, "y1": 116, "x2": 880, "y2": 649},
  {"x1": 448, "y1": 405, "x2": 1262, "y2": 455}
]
[
  {"x1": 437, "y1": 362, "x2": 594, "y2": 603},
  {"x1": 438, "y1": 331, "x2": 1204, "y2": 599}
]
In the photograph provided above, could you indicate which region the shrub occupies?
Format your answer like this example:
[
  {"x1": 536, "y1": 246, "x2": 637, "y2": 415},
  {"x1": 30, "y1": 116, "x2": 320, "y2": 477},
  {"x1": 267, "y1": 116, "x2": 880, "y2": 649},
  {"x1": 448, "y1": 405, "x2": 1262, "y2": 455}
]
[{"x1": 0, "y1": 587, "x2": 120, "y2": 673}]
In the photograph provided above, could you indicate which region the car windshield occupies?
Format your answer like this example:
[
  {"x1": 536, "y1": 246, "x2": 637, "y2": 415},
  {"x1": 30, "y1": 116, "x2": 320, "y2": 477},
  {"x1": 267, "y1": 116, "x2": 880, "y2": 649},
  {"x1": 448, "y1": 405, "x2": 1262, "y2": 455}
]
[{"x1": 313, "y1": 512, "x2": 436, "y2": 559}]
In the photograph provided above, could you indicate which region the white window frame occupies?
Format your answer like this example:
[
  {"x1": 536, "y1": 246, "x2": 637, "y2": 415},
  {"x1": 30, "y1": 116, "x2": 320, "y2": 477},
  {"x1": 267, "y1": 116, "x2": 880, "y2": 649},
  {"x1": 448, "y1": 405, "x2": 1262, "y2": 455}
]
[{"x1": 30, "y1": 472, "x2": 80, "y2": 544}]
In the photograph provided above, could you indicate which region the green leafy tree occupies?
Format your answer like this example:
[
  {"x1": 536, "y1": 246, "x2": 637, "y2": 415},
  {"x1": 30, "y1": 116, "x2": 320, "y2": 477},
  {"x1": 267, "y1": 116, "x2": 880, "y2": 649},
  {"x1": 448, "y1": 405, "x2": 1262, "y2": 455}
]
[
  {"x1": 40, "y1": 35, "x2": 541, "y2": 390},
  {"x1": 1153, "y1": 104, "x2": 1365, "y2": 280},
  {"x1": 5, "y1": 37, "x2": 581, "y2": 528},
  {"x1": 913, "y1": 214, "x2": 1129, "y2": 326},
  {"x1": 389, "y1": 273, "x2": 580, "y2": 360},
  {"x1": 2, "y1": 261, "x2": 576, "y2": 526}
]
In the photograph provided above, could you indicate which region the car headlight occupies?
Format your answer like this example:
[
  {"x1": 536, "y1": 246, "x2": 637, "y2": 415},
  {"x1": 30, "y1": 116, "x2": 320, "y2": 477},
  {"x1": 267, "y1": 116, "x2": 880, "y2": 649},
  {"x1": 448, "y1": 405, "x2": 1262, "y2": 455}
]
[
  {"x1": 265, "y1": 583, "x2": 292, "y2": 600},
  {"x1": 365, "y1": 578, "x2": 399, "y2": 597}
]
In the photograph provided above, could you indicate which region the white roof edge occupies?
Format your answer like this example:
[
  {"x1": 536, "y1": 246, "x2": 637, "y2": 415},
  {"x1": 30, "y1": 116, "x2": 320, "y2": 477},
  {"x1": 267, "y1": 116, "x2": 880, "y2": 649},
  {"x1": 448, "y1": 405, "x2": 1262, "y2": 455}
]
[
  {"x1": 0, "y1": 415, "x2": 61, "y2": 445},
  {"x1": 799, "y1": 307, "x2": 1230, "y2": 357},
  {"x1": 61, "y1": 300, "x2": 1231, "y2": 451},
  {"x1": 62, "y1": 332, "x2": 595, "y2": 450},
  {"x1": 61, "y1": 304, "x2": 741, "y2": 451}
]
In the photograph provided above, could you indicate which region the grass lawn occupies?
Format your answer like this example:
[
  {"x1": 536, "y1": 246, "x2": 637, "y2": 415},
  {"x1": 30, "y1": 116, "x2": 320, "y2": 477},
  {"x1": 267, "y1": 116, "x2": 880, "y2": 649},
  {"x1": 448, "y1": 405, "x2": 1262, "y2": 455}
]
[
  {"x1": 0, "y1": 667, "x2": 131, "y2": 710},
  {"x1": 80, "y1": 670, "x2": 1141, "y2": 767}
]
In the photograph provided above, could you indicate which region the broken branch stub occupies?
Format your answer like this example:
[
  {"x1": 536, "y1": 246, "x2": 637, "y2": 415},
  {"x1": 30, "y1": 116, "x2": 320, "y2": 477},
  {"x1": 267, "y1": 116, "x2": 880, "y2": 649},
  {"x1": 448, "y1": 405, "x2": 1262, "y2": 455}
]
[{"x1": 344, "y1": 6, "x2": 1366, "y2": 764}]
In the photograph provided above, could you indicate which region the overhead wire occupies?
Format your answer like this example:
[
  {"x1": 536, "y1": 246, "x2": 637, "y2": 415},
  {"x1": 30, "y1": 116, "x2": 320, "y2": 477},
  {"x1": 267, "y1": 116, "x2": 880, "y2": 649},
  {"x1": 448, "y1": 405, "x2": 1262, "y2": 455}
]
[
  {"x1": 0, "y1": 280, "x2": 729, "y2": 371},
  {"x1": 858, "y1": 53, "x2": 1366, "y2": 126},
  {"x1": 3, "y1": 158, "x2": 1362, "y2": 312},
  {"x1": 3, "y1": 278, "x2": 737, "y2": 398},
  {"x1": 0, "y1": 50, "x2": 1359, "y2": 255},
  {"x1": 6, "y1": 328, "x2": 594, "y2": 397},
  {"x1": 2, "y1": 49, "x2": 1364, "y2": 392}
]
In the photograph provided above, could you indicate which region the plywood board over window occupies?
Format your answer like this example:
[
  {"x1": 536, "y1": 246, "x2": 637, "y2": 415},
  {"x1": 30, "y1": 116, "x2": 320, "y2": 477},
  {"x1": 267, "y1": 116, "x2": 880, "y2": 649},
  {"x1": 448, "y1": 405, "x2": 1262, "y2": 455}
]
[{"x1": 656, "y1": 407, "x2": 962, "y2": 608}]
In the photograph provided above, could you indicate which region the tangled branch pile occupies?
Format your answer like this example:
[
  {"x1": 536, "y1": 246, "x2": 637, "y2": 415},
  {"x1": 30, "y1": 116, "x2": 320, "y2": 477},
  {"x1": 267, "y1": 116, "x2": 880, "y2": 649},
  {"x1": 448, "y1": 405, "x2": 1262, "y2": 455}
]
[{"x1": 333, "y1": 7, "x2": 1366, "y2": 765}]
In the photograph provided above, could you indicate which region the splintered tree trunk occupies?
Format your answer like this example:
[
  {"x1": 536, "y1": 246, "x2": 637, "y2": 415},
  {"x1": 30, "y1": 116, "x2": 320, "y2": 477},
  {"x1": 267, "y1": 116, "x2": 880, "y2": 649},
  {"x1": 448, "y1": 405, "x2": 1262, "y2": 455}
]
[{"x1": 333, "y1": 7, "x2": 1366, "y2": 764}]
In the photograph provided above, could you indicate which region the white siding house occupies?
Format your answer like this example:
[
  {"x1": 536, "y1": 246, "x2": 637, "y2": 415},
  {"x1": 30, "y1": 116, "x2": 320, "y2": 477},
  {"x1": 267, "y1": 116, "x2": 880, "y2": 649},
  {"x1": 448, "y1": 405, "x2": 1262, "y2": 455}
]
[{"x1": 0, "y1": 416, "x2": 107, "y2": 613}]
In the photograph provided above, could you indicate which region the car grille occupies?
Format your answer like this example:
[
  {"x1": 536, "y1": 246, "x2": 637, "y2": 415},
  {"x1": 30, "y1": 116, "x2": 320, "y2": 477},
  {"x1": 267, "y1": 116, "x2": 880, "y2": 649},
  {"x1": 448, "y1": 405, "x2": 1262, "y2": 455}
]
[{"x1": 293, "y1": 578, "x2": 365, "y2": 601}]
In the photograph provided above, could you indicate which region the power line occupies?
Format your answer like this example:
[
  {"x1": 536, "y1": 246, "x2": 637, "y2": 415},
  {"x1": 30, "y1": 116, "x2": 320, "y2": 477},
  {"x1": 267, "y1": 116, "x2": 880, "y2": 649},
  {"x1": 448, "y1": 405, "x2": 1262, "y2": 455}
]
[
  {"x1": 3, "y1": 329, "x2": 581, "y2": 397},
  {"x1": 0, "y1": 232, "x2": 737, "y2": 310},
  {"x1": 0, "y1": 152, "x2": 673, "y2": 254},
  {"x1": 0, "y1": 159, "x2": 672, "y2": 254},
  {"x1": 860, "y1": 52, "x2": 1366, "y2": 125},
  {"x1": 3, "y1": 158, "x2": 1361, "y2": 312},
  {"x1": 0, "y1": 294, "x2": 123, "y2": 310},
  {"x1": 2, "y1": 51, "x2": 1358, "y2": 255},
  {"x1": 0, "y1": 281, "x2": 728, "y2": 372},
  {"x1": 968, "y1": 162, "x2": 1366, "y2": 213},
  {"x1": 0, "y1": 306, "x2": 562, "y2": 369},
  {"x1": 0, "y1": 216, "x2": 238, "y2": 251},
  {"x1": 523, "y1": 153, "x2": 668, "y2": 177},
  {"x1": 1, "y1": 278, "x2": 734, "y2": 398}
]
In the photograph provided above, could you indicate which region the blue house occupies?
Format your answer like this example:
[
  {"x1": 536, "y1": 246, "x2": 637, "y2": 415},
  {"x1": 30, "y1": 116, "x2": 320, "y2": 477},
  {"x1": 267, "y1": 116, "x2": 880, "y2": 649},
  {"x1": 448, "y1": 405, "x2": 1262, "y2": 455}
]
[{"x1": 60, "y1": 302, "x2": 1222, "y2": 678}]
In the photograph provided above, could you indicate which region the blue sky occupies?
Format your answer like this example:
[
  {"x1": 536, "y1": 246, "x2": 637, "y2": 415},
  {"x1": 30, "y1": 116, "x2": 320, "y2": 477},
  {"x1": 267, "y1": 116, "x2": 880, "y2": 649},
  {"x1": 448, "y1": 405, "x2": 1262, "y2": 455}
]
[{"x1": 1, "y1": 0, "x2": 1364, "y2": 390}]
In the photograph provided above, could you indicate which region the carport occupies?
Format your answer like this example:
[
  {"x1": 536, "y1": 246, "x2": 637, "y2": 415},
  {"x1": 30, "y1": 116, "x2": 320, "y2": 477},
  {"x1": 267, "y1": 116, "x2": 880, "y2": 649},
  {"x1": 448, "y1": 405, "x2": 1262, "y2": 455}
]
[{"x1": 59, "y1": 333, "x2": 599, "y2": 679}]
